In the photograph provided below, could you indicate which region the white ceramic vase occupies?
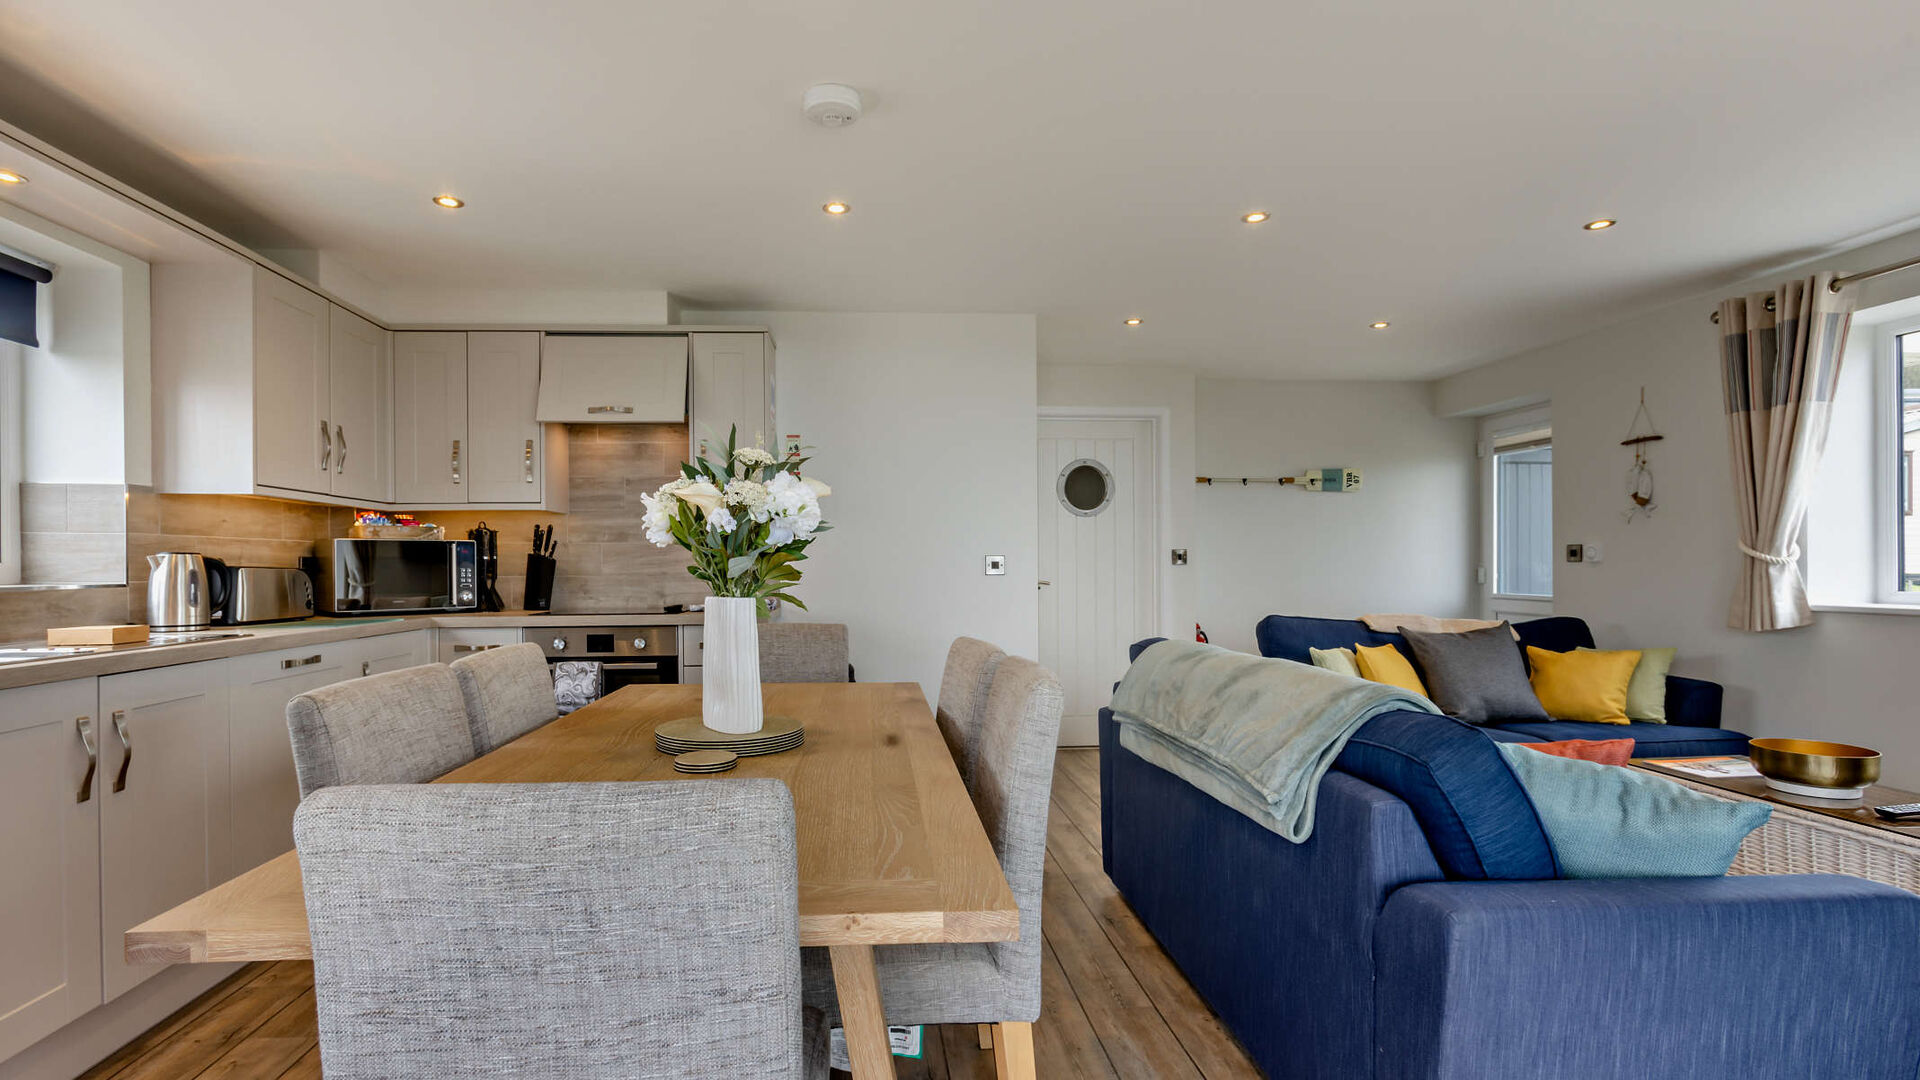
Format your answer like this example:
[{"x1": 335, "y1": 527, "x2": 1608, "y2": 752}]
[{"x1": 701, "y1": 596, "x2": 764, "y2": 734}]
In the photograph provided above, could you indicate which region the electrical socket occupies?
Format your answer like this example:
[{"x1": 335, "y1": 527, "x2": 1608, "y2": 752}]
[
  {"x1": 1565, "y1": 543, "x2": 1584, "y2": 563},
  {"x1": 985, "y1": 555, "x2": 1006, "y2": 576}
]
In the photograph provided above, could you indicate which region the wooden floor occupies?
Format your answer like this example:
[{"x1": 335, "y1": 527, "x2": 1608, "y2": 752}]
[{"x1": 79, "y1": 749, "x2": 1259, "y2": 1080}]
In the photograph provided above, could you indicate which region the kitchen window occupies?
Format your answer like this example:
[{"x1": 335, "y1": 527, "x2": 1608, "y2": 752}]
[{"x1": 1480, "y1": 406, "x2": 1553, "y2": 617}]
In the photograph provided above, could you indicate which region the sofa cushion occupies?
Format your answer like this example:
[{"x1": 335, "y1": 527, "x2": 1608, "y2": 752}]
[
  {"x1": 1526, "y1": 646, "x2": 1640, "y2": 725},
  {"x1": 1256, "y1": 615, "x2": 1410, "y2": 665},
  {"x1": 1509, "y1": 615, "x2": 1597, "y2": 655},
  {"x1": 1355, "y1": 643, "x2": 1429, "y2": 696},
  {"x1": 1489, "y1": 720, "x2": 1751, "y2": 759},
  {"x1": 1334, "y1": 710, "x2": 1558, "y2": 881},
  {"x1": 1400, "y1": 624, "x2": 1549, "y2": 724},
  {"x1": 1512, "y1": 738, "x2": 1636, "y2": 766}
]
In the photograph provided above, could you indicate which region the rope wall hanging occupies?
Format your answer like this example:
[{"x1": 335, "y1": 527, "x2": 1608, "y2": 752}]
[
  {"x1": 1196, "y1": 468, "x2": 1363, "y2": 492},
  {"x1": 1621, "y1": 386, "x2": 1663, "y2": 522}
]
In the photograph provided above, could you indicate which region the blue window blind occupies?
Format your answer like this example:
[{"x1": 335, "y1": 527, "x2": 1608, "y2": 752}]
[
  {"x1": 1495, "y1": 445, "x2": 1552, "y2": 597},
  {"x1": 0, "y1": 251, "x2": 52, "y2": 348}
]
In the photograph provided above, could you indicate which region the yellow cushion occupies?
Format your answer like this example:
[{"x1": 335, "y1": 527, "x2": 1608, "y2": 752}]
[
  {"x1": 1526, "y1": 646, "x2": 1641, "y2": 725},
  {"x1": 1354, "y1": 643, "x2": 1428, "y2": 697}
]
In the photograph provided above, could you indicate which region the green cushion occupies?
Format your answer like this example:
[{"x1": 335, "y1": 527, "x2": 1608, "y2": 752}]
[
  {"x1": 1495, "y1": 742, "x2": 1770, "y2": 878},
  {"x1": 1308, "y1": 646, "x2": 1358, "y2": 677},
  {"x1": 1579, "y1": 645, "x2": 1674, "y2": 722}
]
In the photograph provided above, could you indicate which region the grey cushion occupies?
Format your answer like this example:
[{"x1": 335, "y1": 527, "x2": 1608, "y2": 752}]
[
  {"x1": 1399, "y1": 623, "x2": 1550, "y2": 724},
  {"x1": 451, "y1": 642, "x2": 559, "y2": 753},
  {"x1": 295, "y1": 781, "x2": 827, "y2": 1080},
  {"x1": 802, "y1": 655, "x2": 1063, "y2": 1026},
  {"x1": 286, "y1": 664, "x2": 477, "y2": 797},
  {"x1": 935, "y1": 637, "x2": 1006, "y2": 793},
  {"x1": 758, "y1": 623, "x2": 850, "y2": 683}
]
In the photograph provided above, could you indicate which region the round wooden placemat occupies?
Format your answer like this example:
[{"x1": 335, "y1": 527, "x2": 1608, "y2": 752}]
[
  {"x1": 672, "y1": 749, "x2": 740, "y2": 773},
  {"x1": 655, "y1": 714, "x2": 805, "y2": 757}
]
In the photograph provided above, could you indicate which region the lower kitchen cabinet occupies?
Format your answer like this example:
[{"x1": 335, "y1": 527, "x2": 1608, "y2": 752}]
[
  {"x1": 97, "y1": 661, "x2": 231, "y2": 1003},
  {"x1": 227, "y1": 643, "x2": 352, "y2": 876},
  {"x1": 0, "y1": 679, "x2": 102, "y2": 1062}
]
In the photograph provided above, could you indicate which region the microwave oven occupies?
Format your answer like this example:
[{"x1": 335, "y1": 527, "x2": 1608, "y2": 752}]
[{"x1": 316, "y1": 538, "x2": 478, "y2": 614}]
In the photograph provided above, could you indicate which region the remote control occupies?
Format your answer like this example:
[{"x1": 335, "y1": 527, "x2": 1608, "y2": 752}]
[{"x1": 1872, "y1": 803, "x2": 1920, "y2": 821}]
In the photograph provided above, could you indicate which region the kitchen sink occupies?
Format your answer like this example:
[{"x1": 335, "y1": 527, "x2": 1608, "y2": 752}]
[
  {"x1": 0, "y1": 631, "x2": 254, "y2": 665},
  {"x1": 0, "y1": 646, "x2": 101, "y2": 664}
]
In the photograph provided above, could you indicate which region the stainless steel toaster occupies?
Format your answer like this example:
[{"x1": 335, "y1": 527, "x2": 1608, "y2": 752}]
[{"x1": 222, "y1": 566, "x2": 315, "y2": 625}]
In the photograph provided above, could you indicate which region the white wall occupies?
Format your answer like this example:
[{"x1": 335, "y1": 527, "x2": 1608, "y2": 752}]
[
  {"x1": 1434, "y1": 223, "x2": 1920, "y2": 786},
  {"x1": 1192, "y1": 378, "x2": 1478, "y2": 654},
  {"x1": 693, "y1": 310, "x2": 1040, "y2": 702},
  {"x1": 1037, "y1": 364, "x2": 1195, "y2": 638}
]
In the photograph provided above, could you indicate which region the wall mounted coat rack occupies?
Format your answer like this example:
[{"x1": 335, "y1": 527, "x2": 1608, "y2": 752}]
[{"x1": 1196, "y1": 468, "x2": 1363, "y2": 492}]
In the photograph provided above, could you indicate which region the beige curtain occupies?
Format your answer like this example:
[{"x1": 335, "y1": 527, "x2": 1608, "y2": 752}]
[{"x1": 1717, "y1": 272, "x2": 1854, "y2": 631}]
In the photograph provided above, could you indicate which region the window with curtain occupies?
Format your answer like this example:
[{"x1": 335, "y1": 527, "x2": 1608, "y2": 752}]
[
  {"x1": 1492, "y1": 427, "x2": 1553, "y2": 599},
  {"x1": 1897, "y1": 331, "x2": 1920, "y2": 594}
]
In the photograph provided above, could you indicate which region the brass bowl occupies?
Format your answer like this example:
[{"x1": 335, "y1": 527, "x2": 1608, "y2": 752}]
[{"x1": 1749, "y1": 738, "x2": 1881, "y2": 790}]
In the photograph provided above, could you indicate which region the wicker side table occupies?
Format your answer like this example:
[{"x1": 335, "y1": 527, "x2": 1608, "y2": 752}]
[{"x1": 1631, "y1": 761, "x2": 1920, "y2": 897}]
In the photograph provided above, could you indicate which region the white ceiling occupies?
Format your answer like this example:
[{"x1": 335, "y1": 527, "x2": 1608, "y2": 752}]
[{"x1": 2, "y1": 0, "x2": 1919, "y2": 378}]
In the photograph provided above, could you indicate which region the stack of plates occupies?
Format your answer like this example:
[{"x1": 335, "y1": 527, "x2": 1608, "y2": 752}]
[
  {"x1": 654, "y1": 715, "x2": 806, "y2": 758},
  {"x1": 672, "y1": 750, "x2": 739, "y2": 774}
]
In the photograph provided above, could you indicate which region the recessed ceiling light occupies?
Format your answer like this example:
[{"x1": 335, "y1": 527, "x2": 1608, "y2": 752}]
[
  {"x1": 1583, "y1": 218, "x2": 1616, "y2": 231},
  {"x1": 0, "y1": 169, "x2": 26, "y2": 185},
  {"x1": 822, "y1": 201, "x2": 850, "y2": 215},
  {"x1": 1241, "y1": 211, "x2": 1269, "y2": 224},
  {"x1": 1124, "y1": 317, "x2": 1143, "y2": 326},
  {"x1": 1370, "y1": 321, "x2": 1391, "y2": 330},
  {"x1": 432, "y1": 194, "x2": 464, "y2": 209}
]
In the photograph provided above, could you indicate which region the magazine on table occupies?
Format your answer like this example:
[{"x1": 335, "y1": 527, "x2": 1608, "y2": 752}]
[{"x1": 1646, "y1": 755, "x2": 1760, "y2": 779}]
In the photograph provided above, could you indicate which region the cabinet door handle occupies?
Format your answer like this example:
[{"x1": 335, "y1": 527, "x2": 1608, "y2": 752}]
[
  {"x1": 111, "y1": 710, "x2": 130, "y2": 794},
  {"x1": 319, "y1": 420, "x2": 332, "y2": 472},
  {"x1": 451, "y1": 439, "x2": 462, "y2": 484},
  {"x1": 282, "y1": 654, "x2": 323, "y2": 670},
  {"x1": 524, "y1": 439, "x2": 536, "y2": 483},
  {"x1": 335, "y1": 424, "x2": 347, "y2": 474},
  {"x1": 586, "y1": 405, "x2": 634, "y2": 415},
  {"x1": 361, "y1": 660, "x2": 371, "y2": 677},
  {"x1": 451, "y1": 644, "x2": 501, "y2": 653},
  {"x1": 76, "y1": 715, "x2": 97, "y2": 803}
]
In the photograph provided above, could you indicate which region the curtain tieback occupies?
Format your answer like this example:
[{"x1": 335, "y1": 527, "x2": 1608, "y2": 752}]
[{"x1": 1739, "y1": 541, "x2": 1801, "y2": 566}]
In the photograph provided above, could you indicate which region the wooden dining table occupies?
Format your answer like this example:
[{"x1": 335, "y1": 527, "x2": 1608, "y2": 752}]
[{"x1": 124, "y1": 682, "x2": 1021, "y2": 1079}]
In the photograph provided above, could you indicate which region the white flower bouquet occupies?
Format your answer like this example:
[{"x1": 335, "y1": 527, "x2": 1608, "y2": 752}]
[{"x1": 642, "y1": 427, "x2": 831, "y2": 608}]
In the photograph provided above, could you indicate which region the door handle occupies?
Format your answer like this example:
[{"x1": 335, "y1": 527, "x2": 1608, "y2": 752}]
[
  {"x1": 76, "y1": 715, "x2": 97, "y2": 803},
  {"x1": 320, "y1": 420, "x2": 332, "y2": 472},
  {"x1": 282, "y1": 654, "x2": 323, "y2": 670},
  {"x1": 335, "y1": 424, "x2": 347, "y2": 474},
  {"x1": 525, "y1": 439, "x2": 536, "y2": 483},
  {"x1": 586, "y1": 405, "x2": 634, "y2": 415},
  {"x1": 1037, "y1": 580, "x2": 1052, "y2": 589},
  {"x1": 110, "y1": 710, "x2": 130, "y2": 794},
  {"x1": 452, "y1": 440, "x2": 462, "y2": 484}
]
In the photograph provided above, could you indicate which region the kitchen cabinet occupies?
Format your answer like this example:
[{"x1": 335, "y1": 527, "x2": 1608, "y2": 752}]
[
  {"x1": 536, "y1": 334, "x2": 687, "y2": 423},
  {"x1": 226, "y1": 644, "x2": 351, "y2": 876},
  {"x1": 393, "y1": 331, "x2": 468, "y2": 503},
  {"x1": 467, "y1": 332, "x2": 546, "y2": 504},
  {"x1": 97, "y1": 661, "x2": 231, "y2": 1003},
  {"x1": 690, "y1": 332, "x2": 776, "y2": 462},
  {"x1": 251, "y1": 267, "x2": 333, "y2": 493},
  {"x1": 679, "y1": 625, "x2": 703, "y2": 684},
  {"x1": 0, "y1": 679, "x2": 101, "y2": 1062},
  {"x1": 436, "y1": 627, "x2": 523, "y2": 665},
  {"x1": 328, "y1": 305, "x2": 390, "y2": 503},
  {"x1": 350, "y1": 629, "x2": 434, "y2": 677}
]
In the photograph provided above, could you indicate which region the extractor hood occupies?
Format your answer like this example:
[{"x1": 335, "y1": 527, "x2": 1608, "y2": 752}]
[{"x1": 536, "y1": 333, "x2": 688, "y2": 423}]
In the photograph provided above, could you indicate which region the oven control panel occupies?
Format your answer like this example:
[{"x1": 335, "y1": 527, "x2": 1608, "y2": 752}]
[{"x1": 537, "y1": 626, "x2": 677, "y2": 659}]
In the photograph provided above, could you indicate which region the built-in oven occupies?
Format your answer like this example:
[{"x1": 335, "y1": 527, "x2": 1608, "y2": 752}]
[
  {"x1": 537, "y1": 626, "x2": 679, "y2": 698},
  {"x1": 316, "y1": 539, "x2": 478, "y2": 614}
]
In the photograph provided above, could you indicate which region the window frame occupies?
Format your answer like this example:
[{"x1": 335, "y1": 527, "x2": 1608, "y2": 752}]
[
  {"x1": 1875, "y1": 321, "x2": 1920, "y2": 604},
  {"x1": 1480, "y1": 404, "x2": 1553, "y2": 619},
  {"x1": 0, "y1": 340, "x2": 21, "y2": 586}
]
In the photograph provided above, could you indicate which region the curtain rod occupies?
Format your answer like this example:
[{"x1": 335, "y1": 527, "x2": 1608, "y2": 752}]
[{"x1": 1710, "y1": 253, "x2": 1920, "y2": 323}]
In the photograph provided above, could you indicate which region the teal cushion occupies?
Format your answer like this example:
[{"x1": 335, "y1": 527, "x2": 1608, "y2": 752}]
[{"x1": 1495, "y1": 742, "x2": 1770, "y2": 878}]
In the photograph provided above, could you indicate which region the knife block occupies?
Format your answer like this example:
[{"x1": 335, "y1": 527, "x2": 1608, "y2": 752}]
[{"x1": 523, "y1": 554, "x2": 557, "y2": 611}]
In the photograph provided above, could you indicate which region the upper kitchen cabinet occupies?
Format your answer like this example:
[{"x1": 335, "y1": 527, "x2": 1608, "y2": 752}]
[
  {"x1": 690, "y1": 332, "x2": 776, "y2": 461},
  {"x1": 393, "y1": 330, "x2": 567, "y2": 509},
  {"x1": 152, "y1": 256, "x2": 392, "y2": 505},
  {"x1": 536, "y1": 334, "x2": 687, "y2": 423}
]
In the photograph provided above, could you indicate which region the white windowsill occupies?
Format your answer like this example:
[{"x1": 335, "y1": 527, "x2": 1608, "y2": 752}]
[{"x1": 1811, "y1": 601, "x2": 1920, "y2": 616}]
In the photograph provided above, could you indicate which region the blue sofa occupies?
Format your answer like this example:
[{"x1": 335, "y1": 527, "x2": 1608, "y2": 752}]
[
  {"x1": 1256, "y1": 614, "x2": 1749, "y2": 757},
  {"x1": 1099, "y1": 638, "x2": 1920, "y2": 1079}
]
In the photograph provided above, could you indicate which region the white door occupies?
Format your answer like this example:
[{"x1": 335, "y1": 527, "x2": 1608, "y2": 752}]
[
  {"x1": 251, "y1": 268, "x2": 331, "y2": 493},
  {"x1": 0, "y1": 679, "x2": 101, "y2": 1061},
  {"x1": 328, "y1": 305, "x2": 388, "y2": 502},
  {"x1": 228, "y1": 644, "x2": 351, "y2": 875},
  {"x1": 466, "y1": 332, "x2": 544, "y2": 504},
  {"x1": 393, "y1": 332, "x2": 469, "y2": 503},
  {"x1": 1037, "y1": 418, "x2": 1158, "y2": 746},
  {"x1": 99, "y1": 661, "x2": 231, "y2": 1002}
]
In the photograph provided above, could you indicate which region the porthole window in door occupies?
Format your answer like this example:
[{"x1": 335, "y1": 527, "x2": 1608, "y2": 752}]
[{"x1": 1057, "y1": 458, "x2": 1114, "y2": 517}]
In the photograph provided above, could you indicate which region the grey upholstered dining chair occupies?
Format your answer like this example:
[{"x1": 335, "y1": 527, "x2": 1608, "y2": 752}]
[
  {"x1": 294, "y1": 781, "x2": 828, "y2": 1080},
  {"x1": 935, "y1": 637, "x2": 1007, "y2": 793},
  {"x1": 285, "y1": 663, "x2": 476, "y2": 798},
  {"x1": 800, "y1": 656, "x2": 1063, "y2": 1080},
  {"x1": 758, "y1": 622, "x2": 851, "y2": 682},
  {"x1": 449, "y1": 642, "x2": 559, "y2": 753}
]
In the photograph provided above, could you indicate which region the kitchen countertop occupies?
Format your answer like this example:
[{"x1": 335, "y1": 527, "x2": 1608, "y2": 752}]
[{"x1": 0, "y1": 610, "x2": 703, "y2": 691}]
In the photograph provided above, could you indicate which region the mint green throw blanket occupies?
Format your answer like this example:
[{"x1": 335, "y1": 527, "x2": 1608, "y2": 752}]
[{"x1": 1109, "y1": 640, "x2": 1438, "y2": 841}]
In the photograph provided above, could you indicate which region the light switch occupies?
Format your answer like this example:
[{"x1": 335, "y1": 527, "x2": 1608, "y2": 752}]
[
  {"x1": 1584, "y1": 542, "x2": 1604, "y2": 564},
  {"x1": 1565, "y1": 543, "x2": 1584, "y2": 563},
  {"x1": 985, "y1": 555, "x2": 1006, "y2": 576}
]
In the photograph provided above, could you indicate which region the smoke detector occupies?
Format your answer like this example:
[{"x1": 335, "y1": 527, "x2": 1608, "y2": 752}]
[{"x1": 803, "y1": 83, "x2": 864, "y2": 128}]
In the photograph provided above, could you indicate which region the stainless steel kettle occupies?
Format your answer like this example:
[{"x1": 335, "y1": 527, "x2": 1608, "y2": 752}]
[{"x1": 146, "y1": 552, "x2": 228, "y2": 631}]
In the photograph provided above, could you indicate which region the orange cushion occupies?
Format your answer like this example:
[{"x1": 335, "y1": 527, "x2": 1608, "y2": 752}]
[{"x1": 1518, "y1": 738, "x2": 1634, "y2": 767}]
